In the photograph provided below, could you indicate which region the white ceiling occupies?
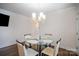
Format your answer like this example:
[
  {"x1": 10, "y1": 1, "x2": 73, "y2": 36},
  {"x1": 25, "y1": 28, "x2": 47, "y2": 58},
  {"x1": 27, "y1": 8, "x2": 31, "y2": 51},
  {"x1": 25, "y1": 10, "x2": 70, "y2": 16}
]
[{"x1": 0, "y1": 3, "x2": 76, "y2": 17}]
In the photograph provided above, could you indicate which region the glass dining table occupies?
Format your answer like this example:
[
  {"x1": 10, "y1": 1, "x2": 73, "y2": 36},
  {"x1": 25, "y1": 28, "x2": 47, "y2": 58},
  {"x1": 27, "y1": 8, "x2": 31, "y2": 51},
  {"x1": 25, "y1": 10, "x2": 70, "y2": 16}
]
[{"x1": 25, "y1": 38, "x2": 53, "y2": 56}]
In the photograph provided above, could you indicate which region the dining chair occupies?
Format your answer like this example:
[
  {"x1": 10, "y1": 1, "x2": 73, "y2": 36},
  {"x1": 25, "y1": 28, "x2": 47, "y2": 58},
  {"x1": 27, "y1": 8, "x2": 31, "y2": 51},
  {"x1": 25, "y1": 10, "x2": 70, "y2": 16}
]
[
  {"x1": 16, "y1": 40, "x2": 38, "y2": 56},
  {"x1": 41, "y1": 38, "x2": 61, "y2": 56}
]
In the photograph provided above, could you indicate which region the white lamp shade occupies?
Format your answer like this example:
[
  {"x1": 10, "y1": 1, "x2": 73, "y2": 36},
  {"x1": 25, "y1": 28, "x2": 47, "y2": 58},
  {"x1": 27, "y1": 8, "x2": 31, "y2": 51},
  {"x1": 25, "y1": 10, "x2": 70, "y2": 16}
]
[{"x1": 32, "y1": 12, "x2": 36, "y2": 21}]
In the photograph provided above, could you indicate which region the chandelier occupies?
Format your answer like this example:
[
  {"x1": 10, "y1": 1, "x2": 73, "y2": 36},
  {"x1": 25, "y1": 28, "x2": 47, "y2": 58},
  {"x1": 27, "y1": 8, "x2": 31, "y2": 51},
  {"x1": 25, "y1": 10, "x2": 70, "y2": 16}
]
[{"x1": 32, "y1": 12, "x2": 46, "y2": 28}]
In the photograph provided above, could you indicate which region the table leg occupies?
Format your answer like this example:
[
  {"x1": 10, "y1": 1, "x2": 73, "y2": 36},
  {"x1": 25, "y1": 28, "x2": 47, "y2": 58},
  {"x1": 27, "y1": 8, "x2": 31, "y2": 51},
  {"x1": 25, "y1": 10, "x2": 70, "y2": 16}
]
[
  {"x1": 29, "y1": 43, "x2": 32, "y2": 48},
  {"x1": 39, "y1": 44, "x2": 41, "y2": 56}
]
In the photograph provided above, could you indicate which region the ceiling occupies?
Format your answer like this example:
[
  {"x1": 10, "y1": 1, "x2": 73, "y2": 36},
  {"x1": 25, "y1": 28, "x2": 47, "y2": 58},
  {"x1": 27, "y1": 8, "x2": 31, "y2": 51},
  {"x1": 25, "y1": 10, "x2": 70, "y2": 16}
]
[{"x1": 0, "y1": 3, "x2": 76, "y2": 17}]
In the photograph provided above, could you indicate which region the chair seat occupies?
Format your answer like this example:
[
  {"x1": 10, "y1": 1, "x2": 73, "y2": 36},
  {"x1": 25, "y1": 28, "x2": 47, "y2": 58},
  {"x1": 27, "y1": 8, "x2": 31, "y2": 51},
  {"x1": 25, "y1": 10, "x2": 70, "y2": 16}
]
[
  {"x1": 25, "y1": 48, "x2": 38, "y2": 56},
  {"x1": 42, "y1": 47, "x2": 54, "y2": 56}
]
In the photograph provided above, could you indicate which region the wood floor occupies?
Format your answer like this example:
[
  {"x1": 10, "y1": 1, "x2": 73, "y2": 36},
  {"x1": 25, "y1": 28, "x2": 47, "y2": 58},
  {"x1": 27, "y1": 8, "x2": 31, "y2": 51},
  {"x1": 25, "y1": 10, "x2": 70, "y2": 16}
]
[
  {"x1": 58, "y1": 48, "x2": 78, "y2": 56},
  {"x1": 0, "y1": 44, "x2": 78, "y2": 56},
  {"x1": 0, "y1": 44, "x2": 18, "y2": 56}
]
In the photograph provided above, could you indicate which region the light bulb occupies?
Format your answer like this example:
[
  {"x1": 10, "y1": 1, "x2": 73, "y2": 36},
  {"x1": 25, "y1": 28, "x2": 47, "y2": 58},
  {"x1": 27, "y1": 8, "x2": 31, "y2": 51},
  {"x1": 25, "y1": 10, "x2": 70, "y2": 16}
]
[
  {"x1": 38, "y1": 16, "x2": 41, "y2": 22},
  {"x1": 39, "y1": 12, "x2": 46, "y2": 20},
  {"x1": 32, "y1": 12, "x2": 36, "y2": 21},
  {"x1": 40, "y1": 12, "x2": 44, "y2": 18},
  {"x1": 42, "y1": 14, "x2": 46, "y2": 20}
]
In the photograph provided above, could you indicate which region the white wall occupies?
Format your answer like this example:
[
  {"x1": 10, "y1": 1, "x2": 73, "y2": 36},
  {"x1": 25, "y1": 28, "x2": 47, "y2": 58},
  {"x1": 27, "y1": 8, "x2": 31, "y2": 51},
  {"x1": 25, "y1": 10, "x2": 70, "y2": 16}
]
[
  {"x1": 0, "y1": 8, "x2": 31, "y2": 48},
  {"x1": 40, "y1": 7, "x2": 77, "y2": 51}
]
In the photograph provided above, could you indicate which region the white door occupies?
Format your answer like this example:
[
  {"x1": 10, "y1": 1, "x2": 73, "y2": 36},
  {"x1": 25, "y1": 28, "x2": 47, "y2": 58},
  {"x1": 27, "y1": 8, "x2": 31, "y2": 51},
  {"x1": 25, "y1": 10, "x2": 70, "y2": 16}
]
[{"x1": 76, "y1": 15, "x2": 79, "y2": 52}]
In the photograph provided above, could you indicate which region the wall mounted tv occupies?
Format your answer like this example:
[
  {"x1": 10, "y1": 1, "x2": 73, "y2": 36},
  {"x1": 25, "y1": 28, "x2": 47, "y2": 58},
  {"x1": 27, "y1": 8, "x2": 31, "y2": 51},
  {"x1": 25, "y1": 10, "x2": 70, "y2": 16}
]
[{"x1": 0, "y1": 13, "x2": 10, "y2": 27}]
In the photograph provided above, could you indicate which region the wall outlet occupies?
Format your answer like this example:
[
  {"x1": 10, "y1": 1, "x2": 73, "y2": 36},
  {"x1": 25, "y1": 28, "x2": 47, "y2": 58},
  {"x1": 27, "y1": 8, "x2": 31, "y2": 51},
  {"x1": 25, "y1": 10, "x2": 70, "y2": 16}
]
[{"x1": 76, "y1": 47, "x2": 78, "y2": 49}]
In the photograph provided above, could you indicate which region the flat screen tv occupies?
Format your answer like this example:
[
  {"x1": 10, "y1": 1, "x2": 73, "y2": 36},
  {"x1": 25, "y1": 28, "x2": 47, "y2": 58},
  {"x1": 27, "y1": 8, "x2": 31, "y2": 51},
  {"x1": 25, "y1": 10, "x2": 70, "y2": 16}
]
[{"x1": 0, "y1": 13, "x2": 10, "y2": 27}]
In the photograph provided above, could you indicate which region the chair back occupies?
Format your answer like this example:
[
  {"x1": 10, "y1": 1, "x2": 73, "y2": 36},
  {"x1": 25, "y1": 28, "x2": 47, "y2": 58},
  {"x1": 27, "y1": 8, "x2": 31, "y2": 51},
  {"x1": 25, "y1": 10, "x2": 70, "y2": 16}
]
[
  {"x1": 16, "y1": 41, "x2": 25, "y2": 56},
  {"x1": 24, "y1": 34, "x2": 32, "y2": 39},
  {"x1": 54, "y1": 38, "x2": 61, "y2": 56}
]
